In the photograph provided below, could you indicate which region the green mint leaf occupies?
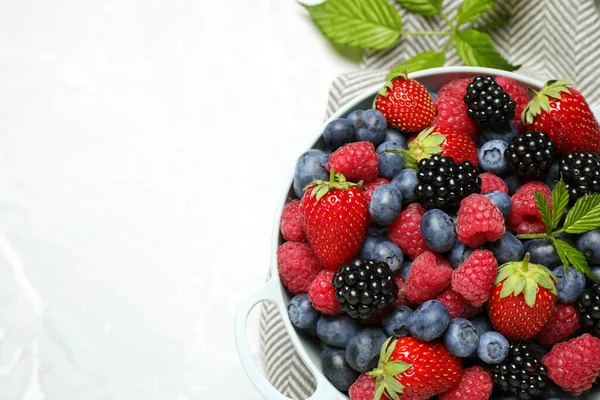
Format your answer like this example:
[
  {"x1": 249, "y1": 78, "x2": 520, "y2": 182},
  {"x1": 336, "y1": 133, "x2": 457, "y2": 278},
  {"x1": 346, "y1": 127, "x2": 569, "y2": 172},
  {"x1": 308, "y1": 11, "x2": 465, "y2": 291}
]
[
  {"x1": 563, "y1": 193, "x2": 600, "y2": 234},
  {"x1": 473, "y1": 16, "x2": 510, "y2": 32},
  {"x1": 303, "y1": 0, "x2": 402, "y2": 50},
  {"x1": 551, "y1": 178, "x2": 569, "y2": 230},
  {"x1": 386, "y1": 51, "x2": 446, "y2": 80},
  {"x1": 396, "y1": 0, "x2": 442, "y2": 16},
  {"x1": 534, "y1": 191, "x2": 552, "y2": 233},
  {"x1": 455, "y1": 0, "x2": 495, "y2": 25},
  {"x1": 455, "y1": 30, "x2": 519, "y2": 71},
  {"x1": 552, "y1": 238, "x2": 596, "y2": 280}
]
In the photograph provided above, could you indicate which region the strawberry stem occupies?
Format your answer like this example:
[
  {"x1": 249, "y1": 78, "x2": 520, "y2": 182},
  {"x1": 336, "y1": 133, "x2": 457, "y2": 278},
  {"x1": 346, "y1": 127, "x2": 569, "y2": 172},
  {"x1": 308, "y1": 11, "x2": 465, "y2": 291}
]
[{"x1": 522, "y1": 253, "x2": 531, "y2": 272}]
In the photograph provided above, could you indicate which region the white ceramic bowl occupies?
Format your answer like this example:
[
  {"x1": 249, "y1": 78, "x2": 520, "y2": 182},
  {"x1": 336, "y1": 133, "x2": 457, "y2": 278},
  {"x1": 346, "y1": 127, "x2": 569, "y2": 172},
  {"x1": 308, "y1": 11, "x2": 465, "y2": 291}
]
[{"x1": 235, "y1": 66, "x2": 599, "y2": 400}]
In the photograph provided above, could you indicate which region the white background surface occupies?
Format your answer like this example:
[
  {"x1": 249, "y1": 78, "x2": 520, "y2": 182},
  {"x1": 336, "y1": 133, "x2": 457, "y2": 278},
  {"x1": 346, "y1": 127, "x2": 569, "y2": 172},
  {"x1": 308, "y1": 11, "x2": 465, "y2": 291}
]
[{"x1": 0, "y1": 0, "x2": 361, "y2": 398}]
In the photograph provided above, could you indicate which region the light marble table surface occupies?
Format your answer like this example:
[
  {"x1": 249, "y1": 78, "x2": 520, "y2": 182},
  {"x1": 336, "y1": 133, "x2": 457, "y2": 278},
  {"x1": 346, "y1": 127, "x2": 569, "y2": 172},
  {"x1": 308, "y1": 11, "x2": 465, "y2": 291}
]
[{"x1": 0, "y1": 0, "x2": 361, "y2": 398}]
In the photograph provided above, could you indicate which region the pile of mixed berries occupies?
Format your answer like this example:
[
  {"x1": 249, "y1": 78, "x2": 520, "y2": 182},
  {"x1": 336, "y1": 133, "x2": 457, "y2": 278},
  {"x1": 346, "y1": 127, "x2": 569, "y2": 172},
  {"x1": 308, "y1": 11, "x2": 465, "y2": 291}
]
[{"x1": 279, "y1": 73, "x2": 600, "y2": 400}]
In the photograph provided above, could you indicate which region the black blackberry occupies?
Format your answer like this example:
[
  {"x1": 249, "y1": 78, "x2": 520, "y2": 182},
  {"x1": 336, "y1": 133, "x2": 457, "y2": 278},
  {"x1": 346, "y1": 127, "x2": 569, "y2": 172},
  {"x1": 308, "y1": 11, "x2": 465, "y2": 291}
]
[
  {"x1": 464, "y1": 75, "x2": 517, "y2": 129},
  {"x1": 505, "y1": 131, "x2": 557, "y2": 179},
  {"x1": 491, "y1": 343, "x2": 549, "y2": 399},
  {"x1": 332, "y1": 259, "x2": 398, "y2": 320},
  {"x1": 577, "y1": 282, "x2": 600, "y2": 337},
  {"x1": 559, "y1": 152, "x2": 600, "y2": 202},
  {"x1": 414, "y1": 155, "x2": 481, "y2": 211}
]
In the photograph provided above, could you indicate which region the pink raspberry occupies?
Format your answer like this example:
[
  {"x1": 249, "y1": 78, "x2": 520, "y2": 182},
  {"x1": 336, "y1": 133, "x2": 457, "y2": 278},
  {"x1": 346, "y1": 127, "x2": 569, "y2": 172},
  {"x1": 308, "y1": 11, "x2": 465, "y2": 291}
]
[
  {"x1": 495, "y1": 76, "x2": 530, "y2": 131},
  {"x1": 393, "y1": 274, "x2": 408, "y2": 307},
  {"x1": 542, "y1": 333, "x2": 600, "y2": 395},
  {"x1": 277, "y1": 241, "x2": 323, "y2": 294},
  {"x1": 280, "y1": 200, "x2": 307, "y2": 242},
  {"x1": 479, "y1": 172, "x2": 508, "y2": 194},
  {"x1": 437, "y1": 78, "x2": 471, "y2": 101},
  {"x1": 456, "y1": 194, "x2": 505, "y2": 247},
  {"x1": 349, "y1": 373, "x2": 385, "y2": 400},
  {"x1": 308, "y1": 270, "x2": 342, "y2": 315},
  {"x1": 536, "y1": 303, "x2": 581, "y2": 346},
  {"x1": 388, "y1": 203, "x2": 429, "y2": 260},
  {"x1": 363, "y1": 177, "x2": 390, "y2": 203},
  {"x1": 327, "y1": 141, "x2": 379, "y2": 182},
  {"x1": 508, "y1": 181, "x2": 552, "y2": 234},
  {"x1": 436, "y1": 287, "x2": 481, "y2": 319},
  {"x1": 439, "y1": 366, "x2": 493, "y2": 400},
  {"x1": 406, "y1": 251, "x2": 452, "y2": 304},
  {"x1": 452, "y1": 249, "x2": 498, "y2": 307},
  {"x1": 434, "y1": 96, "x2": 479, "y2": 141}
]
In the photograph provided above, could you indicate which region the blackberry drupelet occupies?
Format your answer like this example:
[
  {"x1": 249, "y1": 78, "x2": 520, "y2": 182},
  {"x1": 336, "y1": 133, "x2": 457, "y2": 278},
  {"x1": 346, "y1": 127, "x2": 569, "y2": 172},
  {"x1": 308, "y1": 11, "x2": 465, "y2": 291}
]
[
  {"x1": 414, "y1": 155, "x2": 481, "y2": 211},
  {"x1": 559, "y1": 152, "x2": 600, "y2": 202},
  {"x1": 464, "y1": 75, "x2": 516, "y2": 129},
  {"x1": 491, "y1": 343, "x2": 549, "y2": 399},
  {"x1": 332, "y1": 259, "x2": 398, "y2": 320},
  {"x1": 505, "y1": 131, "x2": 557, "y2": 179},
  {"x1": 577, "y1": 282, "x2": 600, "y2": 337}
]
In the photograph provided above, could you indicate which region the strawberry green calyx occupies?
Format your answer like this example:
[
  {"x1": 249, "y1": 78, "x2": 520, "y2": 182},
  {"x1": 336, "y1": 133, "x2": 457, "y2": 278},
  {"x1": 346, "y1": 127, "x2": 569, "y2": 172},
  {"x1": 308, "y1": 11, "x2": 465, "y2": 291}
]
[
  {"x1": 494, "y1": 253, "x2": 558, "y2": 308},
  {"x1": 521, "y1": 78, "x2": 572, "y2": 125},
  {"x1": 369, "y1": 338, "x2": 411, "y2": 400},
  {"x1": 386, "y1": 126, "x2": 445, "y2": 169},
  {"x1": 376, "y1": 65, "x2": 408, "y2": 98},
  {"x1": 303, "y1": 168, "x2": 363, "y2": 201}
]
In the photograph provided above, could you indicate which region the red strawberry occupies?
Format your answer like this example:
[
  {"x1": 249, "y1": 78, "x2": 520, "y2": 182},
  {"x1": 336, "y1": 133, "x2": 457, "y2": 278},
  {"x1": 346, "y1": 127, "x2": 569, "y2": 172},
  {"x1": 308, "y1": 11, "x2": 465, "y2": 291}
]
[
  {"x1": 488, "y1": 253, "x2": 557, "y2": 341},
  {"x1": 375, "y1": 72, "x2": 435, "y2": 133},
  {"x1": 522, "y1": 79, "x2": 600, "y2": 154},
  {"x1": 370, "y1": 337, "x2": 462, "y2": 400},
  {"x1": 399, "y1": 125, "x2": 479, "y2": 168},
  {"x1": 300, "y1": 171, "x2": 369, "y2": 270}
]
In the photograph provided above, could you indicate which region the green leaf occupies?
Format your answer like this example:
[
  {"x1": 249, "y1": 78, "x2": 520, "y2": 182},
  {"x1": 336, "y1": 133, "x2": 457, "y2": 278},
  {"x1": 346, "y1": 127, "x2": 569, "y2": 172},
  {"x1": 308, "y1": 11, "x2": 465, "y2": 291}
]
[
  {"x1": 473, "y1": 16, "x2": 510, "y2": 32},
  {"x1": 455, "y1": 0, "x2": 495, "y2": 25},
  {"x1": 500, "y1": 274, "x2": 519, "y2": 297},
  {"x1": 386, "y1": 361, "x2": 412, "y2": 376},
  {"x1": 303, "y1": 0, "x2": 403, "y2": 50},
  {"x1": 396, "y1": 0, "x2": 442, "y2": 16},
  {"x1": 553, "y1": 238, "x2": 596, "y2": 280},
  {"x1": 534, "y1": 191, "x2": 552, "y2": 233},
  {"x1": 455, "y1": 30, "x2": 519, "y2": 71},
  {"x1": 386, "y1": 51, "x2": 446, "y2": 80},
  {"x1": 551, "y1": 179, "x2": 569, "y2": 230},
  {"x1": 513, "y1": 276, "x2": 526, "y2": 296},
  {"x1": 494, "y1": 264, "x2": 517, "y2": 285},
  {"x1": 374, "y1": 383, "x2": 387, "y2": 400},
  {"x1": 563, "y1": 193, "x2": 600, "y2": 234},
  {"x1": 524, "y1": 278, "x2": 537, "y2": 307}
]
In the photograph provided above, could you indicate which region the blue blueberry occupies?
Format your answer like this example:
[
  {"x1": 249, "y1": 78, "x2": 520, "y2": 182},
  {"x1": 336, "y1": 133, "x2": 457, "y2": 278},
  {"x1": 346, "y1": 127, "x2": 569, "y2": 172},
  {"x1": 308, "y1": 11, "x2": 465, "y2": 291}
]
[
  {"x1": 477, "y1": 331, "x2": 509, "y2": 364},
  {"x1": 486, "y1": 232, "x2": 524, "y2": 265},
  {"x1": 592, "y1": 265, "x2": 600, "y2": 281},
  {"x1": 288, "y1": 294, "x2": 319, "y2": 331},
  {"x1": 369, "y1": 184, "x2": 402, "y2": 225},
  {"x1": 323, "y1": 118, "x2": 355, "y2": 149},
  {"x1": 382, "y1": 306, "x2": 413, "y2": 338},
  {"x1": 576, "y1": 229, "x2": 600, "y2": 264},
  {"x1": 545, "y1": 161, "x2": 560, "y2": 190},
  {"x1": 355, "y1": 109, "x2": 386, "y2": 145},
  {"x1": 317, "y1": 315, "x2": 360, "y2": 348},
  {"x1": 479, "y1": 122, "x2": 518, "y2": 144},
  {"x1": 429, "y1": 91, "x2": 438, "y2": 102},
  {"x1": 443, "y1": 318, "x2": 479, "y2": 358},
  {"x1": 478, "y1": 139, "x2": 509, "y2": 175},
  {"x1": 292, "y1": 149, "x2": 329, "y2": 198},
  {"x1": 525, "y1": 239, "x2": 561, "y2": 269},
  {"x1": 503, "y1": 174, "x2": 525, "y2": 196},
  {"x1": 321, "y1": 347, "x2": 360, "y2": 391},
  {"x1": 552, "y1": 266, "x2": 586, "y2": 304},
  {"x1": 399, "y1": 261, "x2": 412, "y2": 279},
  {"x1": 484, "y1": 190, "x2": 512, "y2": 219},
  {"x1": 346, "y1": 109, "x2": 363, "y2": 128},
  {"x1": 542, "y1": 383, "x2": 575, "y2": 400},
  {"x1": 372, "y1": 241, "x2": 404, "y2": 272},
  {"x1": 420, "y1": 209, "x2": 456, "y2": 253},
  {"x1": 408, "y1": 300, "x2": 450, "y2": 342},
  {"x1": 377, "y1": 141, "x2": 406, "y2": 179},
  {"x1": 391, "y1": 168, "x2": 418, "y2": 203},
  {"x1": 360, "y1": 235, "x2": 387, "y2": 259},
  {"x1": 449, "y1": 241, "x2": 474, "y2": 269},
  {"x1": 384, "y1": 129, "x2": 408, "y2": 149},
  {"x1": 345, "y1": 327, "x2": 387, "y2": 372},
  {"x1": 469, "y1": 315, "x2": 492, "y2": 338}
]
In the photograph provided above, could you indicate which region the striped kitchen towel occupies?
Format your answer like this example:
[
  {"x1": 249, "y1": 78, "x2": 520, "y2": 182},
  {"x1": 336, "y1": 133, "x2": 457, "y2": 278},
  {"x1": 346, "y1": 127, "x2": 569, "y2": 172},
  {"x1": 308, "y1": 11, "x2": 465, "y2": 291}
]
[{"x1": 260, "y1": 1, "x2": 600, "y2": 398}]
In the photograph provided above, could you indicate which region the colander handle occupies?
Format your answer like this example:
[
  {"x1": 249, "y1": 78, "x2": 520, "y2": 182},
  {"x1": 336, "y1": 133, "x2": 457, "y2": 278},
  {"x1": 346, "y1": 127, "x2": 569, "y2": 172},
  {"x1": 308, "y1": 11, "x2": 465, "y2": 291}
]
[{"x1": 234, "y1": 277, "x2": 344, "y2": 400}]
